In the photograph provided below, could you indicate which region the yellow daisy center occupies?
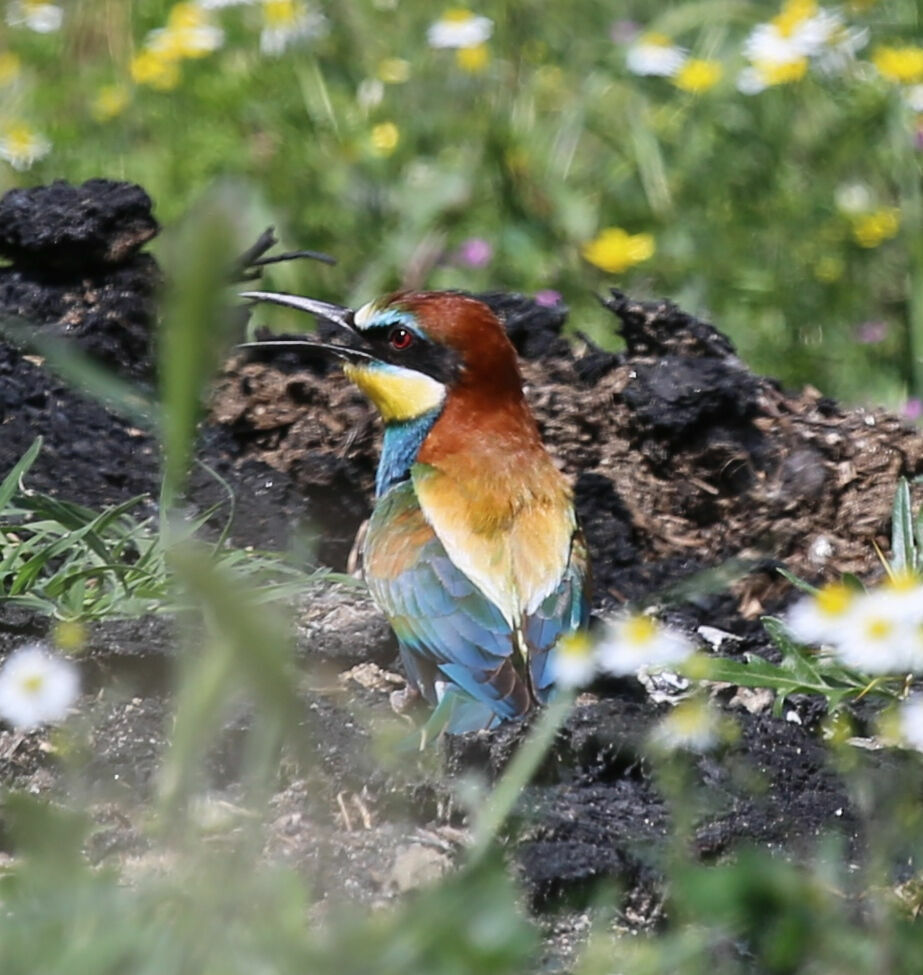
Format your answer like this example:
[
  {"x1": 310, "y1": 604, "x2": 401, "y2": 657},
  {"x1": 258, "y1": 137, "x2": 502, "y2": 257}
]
[
  {"x1": 456, "y1": 44, "x2": 488, "y2": 72},
  {"x1": 771, "y1": 0, "x2": 818, "y2": 37},
  {"x1": 888, "y1": 570, "x2": 921, "y2": 593},
  {"x1": 443, "y1": 9, "x2": 475, "y2": 23},
  {"x1": 816, "y1": 583, "x2": 853, "y2": 617},
  {"x1": 865, "y1": 618, "x2": 893, "y2": 641},
  {"x1": 264, "y1": 0, "x2": 298, "y2": 28},
  {"x1": 560, "y1": 632, "x2": 593, "y2": 659},
  {"x1": 624, "y1": 615, "x2": 657, "y2": 645},
  {"x1": 674, "y1": 59, "x2": 723, "y2": 93},
  {"x1": 21, "y1": 674, "x2": 44, "y2": 696}
]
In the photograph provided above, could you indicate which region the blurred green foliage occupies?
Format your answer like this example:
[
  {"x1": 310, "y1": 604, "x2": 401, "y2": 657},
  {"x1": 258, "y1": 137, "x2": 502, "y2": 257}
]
[{"x1": 1, "y1": 0, "x2": 922, "y2": 406}]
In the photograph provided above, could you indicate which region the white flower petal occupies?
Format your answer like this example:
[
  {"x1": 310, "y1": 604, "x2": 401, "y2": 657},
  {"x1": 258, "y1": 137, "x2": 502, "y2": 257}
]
[
  {"x1": 626, "y1": 39, "x2": 687, "y2": 77},
  {"x1": 900, "y1": 696, "x2": 923, "y2": 751},
  {"x1": 427, "y1": 14, "x2": 493, "y2": 50},
  {"x1": 597, "y1": 615, "x2": 694, "y2": 676},
  {"x1": 6, "y1": 2, "x2": 63, "y2": 33},
  {"x1": 737, "y1": 66, "x2": 768, "y2": 95},
  {"x1": 0, "y1": 645, "x2": 79, "y2": 730}
]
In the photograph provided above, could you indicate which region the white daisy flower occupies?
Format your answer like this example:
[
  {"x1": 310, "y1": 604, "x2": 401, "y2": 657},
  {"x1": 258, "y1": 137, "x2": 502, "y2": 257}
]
[
  {"x1": 0, "y1": 122, "x2": 51, "y2": 171},
  {"x1": 830, "y1": 588, "x2": 923, "y2": 675},
  {"x1": 551, "y1": 633, "x2": 597, "y2": 690},
  {"x1": 743, "y1": 7, "x2": 839, "y2": 67},
  {"x1": 626, "y1": 33, "x2": 687, "y2": 77},
  {"x1": 597, "y1": 613, "x2": 695, "y2": 677},
  {"x1": 6, "y1": 0, "x2": 62, "y2": 33},
  {"x1": 0, "y1": 644, "x2": 79, "y2": 731},
  {"x1": 873, "y1": 573, "x2": 923, "y2": 624},
  {"x1": 427, "y1": 10, "x2": 493, "y2": 50},
  {"x1": 784, "y1": 582, "x2": 859, "y2": 646},
  {"x1": 649, "y1": 698, "x2": 720, "y2": 753},
  {"x1": 260, "y1": 0, "x2": 328, "y2": 56},
  {"x1": 899, "y1": 696, "x2": 923, "y2": 752}
]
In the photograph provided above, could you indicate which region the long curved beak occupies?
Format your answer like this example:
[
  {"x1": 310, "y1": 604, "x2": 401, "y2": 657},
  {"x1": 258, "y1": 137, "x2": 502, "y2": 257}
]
[
  {"x1": 239, "y1": 290, "x2": 355, "y2": 330},
  {"x1": 238, "y1": 290, "x2": 375, "y2": 363}
]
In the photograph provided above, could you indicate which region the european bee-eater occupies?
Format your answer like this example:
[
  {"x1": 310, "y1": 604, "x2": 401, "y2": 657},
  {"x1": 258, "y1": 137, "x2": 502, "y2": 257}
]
[{"x1": 241, "y1": 289, "x2": 591, "y2": 733}]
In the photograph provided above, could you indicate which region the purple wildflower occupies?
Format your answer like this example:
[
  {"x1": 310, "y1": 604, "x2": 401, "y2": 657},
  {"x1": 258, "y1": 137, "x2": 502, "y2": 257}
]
[
  {"x1": 457, "y1": 238, "x2": 492, "y2": 268},
  {"x1": 855, "y1": 321, "x2": 888, "y2": 344},
  {"x1": 903, "y1": 398, "x2": 923, "y2": 421},
  {"x1": 534, "y1": 289, "x2": 562, "y2": 307}
]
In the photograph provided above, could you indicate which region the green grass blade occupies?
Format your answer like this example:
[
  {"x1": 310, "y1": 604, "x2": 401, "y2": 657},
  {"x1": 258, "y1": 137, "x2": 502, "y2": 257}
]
[
  {"x1": 776, "y1": 567, "x2": 819, "y2": 596},
  {"x1": 891, "y1": 477, "x2": 915, "y2": 574},
  {"x1": 159, "y1": 190, "x2": 242, "y2": 513},
  {"x1": 0, "y1": 437, "x2": 43, "y2": 513}
]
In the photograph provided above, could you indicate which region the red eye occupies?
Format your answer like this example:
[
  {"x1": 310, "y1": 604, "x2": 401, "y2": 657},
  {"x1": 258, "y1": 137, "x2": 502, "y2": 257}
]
[{"x1": 389, "y1": 326, "x2": 414, "y2": 351}]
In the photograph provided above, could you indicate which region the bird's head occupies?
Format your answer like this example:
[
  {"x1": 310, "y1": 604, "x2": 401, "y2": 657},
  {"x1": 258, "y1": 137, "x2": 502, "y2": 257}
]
[{"x1": 239, "y1": 290, "x2": 523, "y2": 423}]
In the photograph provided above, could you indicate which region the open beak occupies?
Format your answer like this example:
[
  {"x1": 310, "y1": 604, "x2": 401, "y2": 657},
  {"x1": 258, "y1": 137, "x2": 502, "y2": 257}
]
[{"x1": 237, "y1": 290, "x2": 375, "y2": 364}]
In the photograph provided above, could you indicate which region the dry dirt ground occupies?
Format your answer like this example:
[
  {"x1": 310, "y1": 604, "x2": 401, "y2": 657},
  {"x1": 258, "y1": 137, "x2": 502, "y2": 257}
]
[{"x1": 2, "y1": 180, "x2": 922, "y2": 965}]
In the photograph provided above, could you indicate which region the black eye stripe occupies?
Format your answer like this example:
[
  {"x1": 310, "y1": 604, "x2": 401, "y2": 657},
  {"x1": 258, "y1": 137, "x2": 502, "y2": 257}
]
[{"x1": 360, "y1": 320, "x2": 461, "y2": 384}]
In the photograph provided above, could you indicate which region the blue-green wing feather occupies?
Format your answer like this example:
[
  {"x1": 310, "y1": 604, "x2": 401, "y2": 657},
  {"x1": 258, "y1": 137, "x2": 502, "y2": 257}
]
[
  {"x1": 525, "y1": 530, "x2": 592, "y2": 699},
  {"x1": 364, "y1": 482, "x2": 528, "y2": 723}
]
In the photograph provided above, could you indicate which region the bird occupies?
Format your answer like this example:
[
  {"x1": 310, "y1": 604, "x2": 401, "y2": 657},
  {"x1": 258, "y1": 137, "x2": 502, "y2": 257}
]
[{"x1": 240, "y1": 288, "x2": 591, "y2": 735}]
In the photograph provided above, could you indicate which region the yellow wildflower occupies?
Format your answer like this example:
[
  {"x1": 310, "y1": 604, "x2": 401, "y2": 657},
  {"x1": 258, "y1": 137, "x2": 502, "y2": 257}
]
[
  {"x1": 582, "y1": 227, "x2": 655, "y2": 274},
  {"x1": 456, "y1": 43, "x2": 488, "y2": 72},
  {"x1": 168, "y1": 2, "x2": 208, "y2": 31},
  {"x1": 92, "y1": 85, "x2": 130, "y2": 121},
  {"x1": 673, "y1": 58, "x2": 723, "y2": 93},
  {"x1": 771, "y1": 0, "x2": 818, "y2": 37},
  {"x1": 130, "y1": 49, "x2": 181, "y2": 90},
  {"x1": 0, "y1": 51, "x2": 22, "y2": 86},
  {"x1": 851, "y1": 208, "x2": 900, "y2": 248},
  {"x1": 378, "y1": 57, "x2": 410, "y2": 83},
  {"x1": 873, "y1": 45, "x2": 923, "y2": 84},
  {"x1": 147, "y1": 3, "x2": 223, "y2": 60},
  {"x1": 370, "y1": 121, "x2": 399, "y2": 156}
]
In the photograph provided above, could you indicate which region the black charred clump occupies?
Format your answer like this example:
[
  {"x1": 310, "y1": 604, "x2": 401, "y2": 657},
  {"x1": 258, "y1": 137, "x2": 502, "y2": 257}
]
[
  {"x1": 0, "y1": 179, "x2": 161, "y2": 380},
  {"x1": 0, "y1": 180, "x2": 311, "y2": 549}
]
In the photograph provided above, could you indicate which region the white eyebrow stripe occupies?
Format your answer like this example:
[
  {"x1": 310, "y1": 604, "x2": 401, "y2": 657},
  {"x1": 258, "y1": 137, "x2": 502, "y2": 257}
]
[{"x1": 353, "y1": 303, "x2": 425, "y2": 338}]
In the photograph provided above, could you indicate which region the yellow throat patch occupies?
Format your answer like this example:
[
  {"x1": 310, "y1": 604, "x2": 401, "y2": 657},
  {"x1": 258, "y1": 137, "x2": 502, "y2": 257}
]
[{"x1": 343, "y1": 362, "x2": 446, "y2": 423}]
